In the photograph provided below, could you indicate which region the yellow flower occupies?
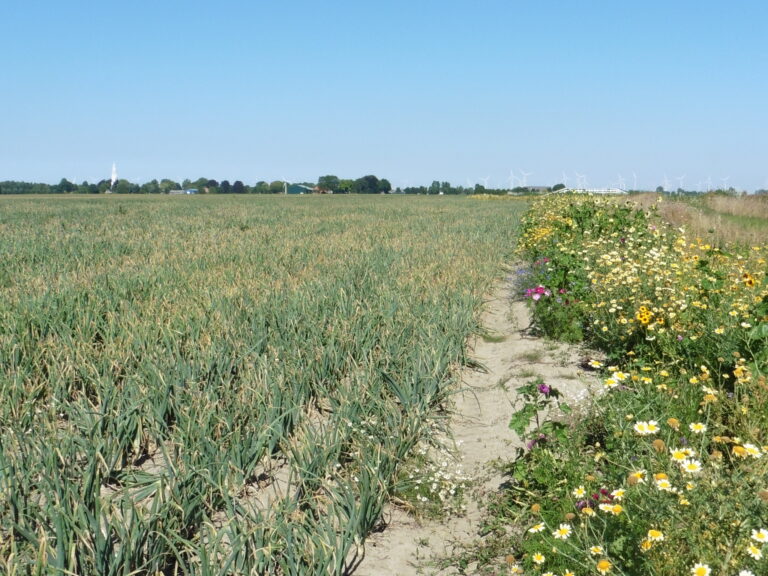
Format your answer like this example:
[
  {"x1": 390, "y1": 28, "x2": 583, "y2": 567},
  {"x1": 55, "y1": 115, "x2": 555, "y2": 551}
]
[
  {"x1": 751, "y1": 528, "x2": 768, "y2": 543},
  {"x1": 746, "y1": 544, "x2": 762, "y2": 560},
  {"x1": 689, "y1": 422, "x2": 707, "y2": 434},
  {"x1": 552, "y1": 523, "x2": 572, "y2": 540},
  {"x1": 589, "y1": 545, "x2": 604, "y2": 556},
  {"x1": 598, "y1": 503, "x2": 623, "y2": 515},
  {"x1": 670, "y1": 448, "x2": 689, "y2": 462},
  {"x1": 639, "y1": 539, "x2": 653, "y2": 551},
  {"x1": 532, "y1": 551, "x2": 546, "y2": 564},
  {"x1": 581, "y1": 506, "x2": 595, "y2": 516},
  {"x1": 655, "y1": 478, "x2": 674, "y2": 492},
  {"x1": 528, "y1": 522, "x2": 545, "y2": 533},
  {"x1": 647, "y1": 529, "x2": 664, "y2": 541},
  {"x1": 732, "y1": 445, "x2": 748, "y2": 458},
  {"x1": 628, "y1": 470, "x2": 646, "y2": 485},
  {"x1": 596, "y1": 558, "x2": 612, "y2": 574},
  {"x1": 691, "y1": 563, "x2": 711, "y2": 576},
  {"x1": 572, "y1": 485, "x2": 586, "y2": 498},
  {"x1": 680, "y1": 459, "x2": 703, "y2": 474},
  {"x1": 634, "y1": 420, "x2": 659, "y2": 435}
]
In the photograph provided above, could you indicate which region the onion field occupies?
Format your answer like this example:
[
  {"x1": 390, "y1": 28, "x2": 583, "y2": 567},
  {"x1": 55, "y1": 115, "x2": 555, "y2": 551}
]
[{"x1": 0, "y1": 194, "x2": 525, "y2": 575}]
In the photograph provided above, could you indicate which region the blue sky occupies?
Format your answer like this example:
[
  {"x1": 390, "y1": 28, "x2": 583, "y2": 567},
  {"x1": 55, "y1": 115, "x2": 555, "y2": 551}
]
[{"x1": 2, "y1": 1, "x2": 766, "y2": 191}]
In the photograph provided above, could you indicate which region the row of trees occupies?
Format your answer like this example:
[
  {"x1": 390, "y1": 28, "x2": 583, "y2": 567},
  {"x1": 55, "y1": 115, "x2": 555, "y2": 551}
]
[
  {"x1": 0, "y1": 175, "x2": 396, "y2": 195},
  {"x1": 0, "y1": 175, "x2": 546, "y2": 196}
]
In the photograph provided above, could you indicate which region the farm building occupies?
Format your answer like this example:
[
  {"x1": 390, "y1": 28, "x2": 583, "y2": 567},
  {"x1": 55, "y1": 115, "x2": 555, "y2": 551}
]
[{"x1": 286, "y1": 184, "x2": 315, "y2": 194}]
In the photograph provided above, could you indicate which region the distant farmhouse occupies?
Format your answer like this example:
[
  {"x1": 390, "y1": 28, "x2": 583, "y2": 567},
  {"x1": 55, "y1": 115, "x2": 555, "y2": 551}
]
[
  {"x1": 286, "y1": 184, "x2": 315, "y2": 194},
  {"x1": 169, "y1": 189, "x2": 198, "y2": 195}
]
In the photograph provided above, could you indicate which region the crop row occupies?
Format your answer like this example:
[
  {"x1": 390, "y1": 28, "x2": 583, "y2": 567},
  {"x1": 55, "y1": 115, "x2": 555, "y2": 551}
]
[{"x1": 0, "y1": 195, "x2": 526, "y2": 575}]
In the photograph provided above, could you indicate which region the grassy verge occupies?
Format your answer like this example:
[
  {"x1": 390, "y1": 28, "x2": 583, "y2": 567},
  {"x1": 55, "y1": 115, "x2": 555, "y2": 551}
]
[{"x1": 457, "y1": 193, "x2": 767, "y2": 576}]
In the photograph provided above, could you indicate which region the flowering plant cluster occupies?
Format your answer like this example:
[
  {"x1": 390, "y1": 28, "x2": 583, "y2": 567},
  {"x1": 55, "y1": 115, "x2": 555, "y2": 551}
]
[
  {"x1": 503, "y1": 194, "x2": 768, "y2": 575},
  {"x1": 525, "y1": 285, "x2": 553, "y2": 301}
]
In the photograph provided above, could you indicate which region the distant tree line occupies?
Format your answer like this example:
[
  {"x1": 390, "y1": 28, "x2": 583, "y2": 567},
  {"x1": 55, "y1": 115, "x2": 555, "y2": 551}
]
[{"x1": 0, "y1": 175, "x2": 545, "y2": 195}]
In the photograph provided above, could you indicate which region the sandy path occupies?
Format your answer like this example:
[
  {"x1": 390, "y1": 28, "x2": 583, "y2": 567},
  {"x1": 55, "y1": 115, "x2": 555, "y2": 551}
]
[{"x1": 352, "y1": 278, "x2": 599, "y2": 575}]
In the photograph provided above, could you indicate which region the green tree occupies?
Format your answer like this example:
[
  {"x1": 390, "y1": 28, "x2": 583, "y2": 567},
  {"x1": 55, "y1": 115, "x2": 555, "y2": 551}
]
[
  {"x1": 317, "y1": 175, "x2": 340, "y2": 192},
  {"x1": 191, "y1": 177, "x2": 209, "y2": 192},
  {"x1": 552, "y1": 183, "x2": 566, "y2": 191},
  {"x1": 269, "y1": 180, "x2": 285, "y2": 194},
  {"x1": 337, "y1": 179, "x2": 354, "y2": 194},
  {"x1": 115, "y1": 179, "x2": 129, "y2": 194},
  {"x1": 233, "y1": 180, "x2": 245, "y2": 194},
  {"x1": 352, "y1": 175, "x2": 380, "y2": 194},
  {"x1": 159, "y1": 179, "x2": 180, "y2": 194},
  {"x1": 55, "y1": 178, "x2": 76, "y2": 193},
  {"x1": 378, "y1": 178, "x2": 392, "y2": 194},
  {"x1": 253, "y1": 181, "x2": 269, "y2": 194},
  {"x1": 140, "y1": 180, "x2": 161, "y2": 194},
  {"x1": 220, "y1": 180, "x2": 232, "y2": 193}
]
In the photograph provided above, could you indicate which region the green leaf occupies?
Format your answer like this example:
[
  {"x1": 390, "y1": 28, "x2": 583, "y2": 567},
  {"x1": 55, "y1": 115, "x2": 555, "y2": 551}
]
[{"x1": 509, "y1": 403, "x2": 538, "y2": 437}]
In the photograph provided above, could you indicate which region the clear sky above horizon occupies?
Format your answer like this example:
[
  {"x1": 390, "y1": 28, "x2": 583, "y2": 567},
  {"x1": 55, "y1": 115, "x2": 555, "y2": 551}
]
[{"x1": 2, "y1": 1, "x2": 767, "y2": 191}]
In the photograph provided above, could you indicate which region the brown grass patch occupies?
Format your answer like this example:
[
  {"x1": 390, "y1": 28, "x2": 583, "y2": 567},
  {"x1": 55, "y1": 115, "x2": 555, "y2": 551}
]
[
  {"x1": 623, "y1": 193, "x2": 768, "y2": 247},
  {"x1": 704, "y1": 193, "x2": 768, "y2": 219}
]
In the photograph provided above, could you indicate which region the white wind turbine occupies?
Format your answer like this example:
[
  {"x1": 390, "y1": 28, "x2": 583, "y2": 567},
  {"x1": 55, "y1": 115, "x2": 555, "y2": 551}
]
[
  {"x1": 676, "y1": 174, "x2": 686, "y2": 192},
  {"x1": 721, "y1": 176, "x2": 730, "y2": 191},
  {"x1": 519, "y1": 170, "x2": 532, "y2": 188},
  {"x1": 663, "y1": 174, "x2": 671, "y2": 193},
  {"x1": 617, "y1": 174, "x2": 626, "y2": 190},
  {"x1": 508, "y1": 170, "x2": 518, "y2": 189},
  {"x1": 632, "y1": 171, "x2": 638, "y2": 191},
  {"x1": 561, "y1": 172, "x2": 569, "y2": 188},
  {"x1": 479, "y1": 176, "x2": 490, "y2": 189},
  {"x1": 574, "y1": 172, "x2": 587, "y2": 189},
  {"x1": 705, "y1": 176, "x2": 712, "y2": 192}
]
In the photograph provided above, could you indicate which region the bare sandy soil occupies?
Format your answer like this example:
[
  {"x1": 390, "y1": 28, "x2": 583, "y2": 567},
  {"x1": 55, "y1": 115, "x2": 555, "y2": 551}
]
[{"x1": 352, "y1": 278, "x2": 600, "y2": 575}]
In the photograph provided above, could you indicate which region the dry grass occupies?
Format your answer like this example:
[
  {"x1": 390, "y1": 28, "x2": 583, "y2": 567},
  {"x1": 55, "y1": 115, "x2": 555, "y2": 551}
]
[
  {"x1": 626, "y1": 193, "x2": 768, "y2": 247},
  {"x1": 704, "y1": 192, "x2": 768, "y2": 219}
]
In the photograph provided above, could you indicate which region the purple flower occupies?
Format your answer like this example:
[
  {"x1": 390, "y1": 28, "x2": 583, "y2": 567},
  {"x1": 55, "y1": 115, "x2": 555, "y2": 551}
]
[{"x1": 538, "y1": 383, "x2": 551, "y2": 396}]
